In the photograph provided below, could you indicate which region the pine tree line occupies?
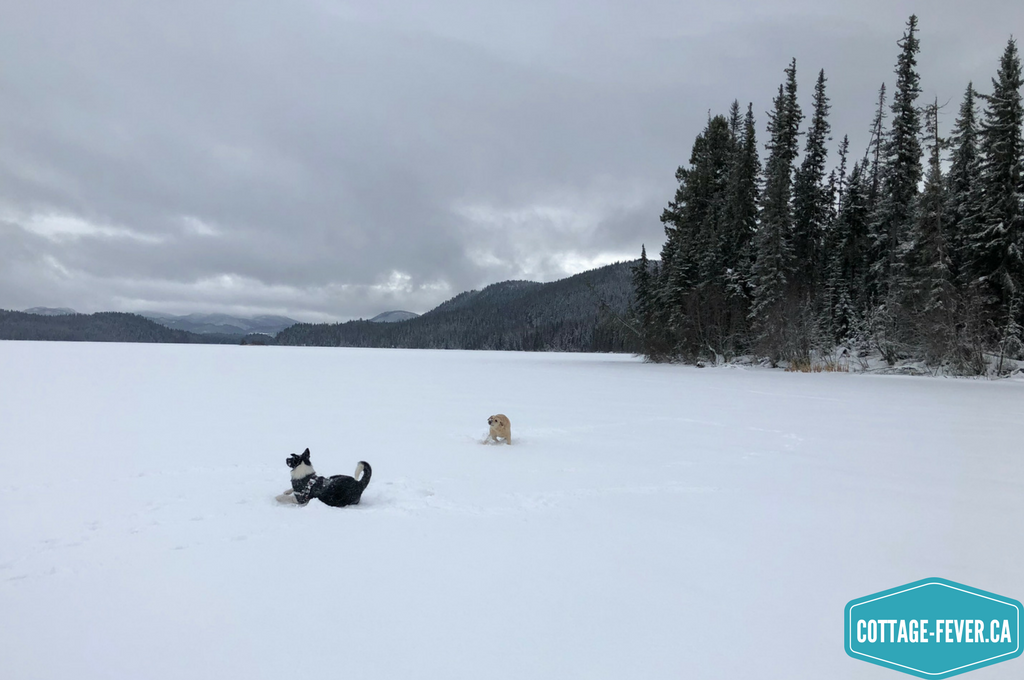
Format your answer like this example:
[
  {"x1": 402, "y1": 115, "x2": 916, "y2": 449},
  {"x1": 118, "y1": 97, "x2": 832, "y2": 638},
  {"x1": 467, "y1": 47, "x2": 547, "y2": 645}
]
[{"x1": 632, "y1": 16, "x2": 1024, "y2": 374}]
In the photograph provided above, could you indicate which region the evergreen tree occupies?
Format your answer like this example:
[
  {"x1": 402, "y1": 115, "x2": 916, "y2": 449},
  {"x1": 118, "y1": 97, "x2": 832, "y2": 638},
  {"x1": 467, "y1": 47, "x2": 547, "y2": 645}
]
[
  {"x1": 727, "y1": 99, "x2": 743, "y2": 142},
  {"x1": 656, "y1": 115, "x2": 736, "y2": 357},
  {"x1": 792, "y1": 69, "x2": 833, "y2": 293},
  {"x1": 914, "y1": 99, "x2": 953, "y2": 341},
  {"x1": 824, "y1": 139, "x2": 851, "y2": 342},
  {"x1": 631, "y1": 244, "x2": 653, "y2": 337},
  {"x1": 721, "y1": 103, "x2": 762, "y2": 347},
  {"x1": 945, "y1": 83, "x2": 983, "y2": 286},
  {"x1": 724, "y1": 104, "x2": 761, "y2": 288},
  {"x1": 658, "y1": 160, "x2": 695, "y2": 342},
  {"x1": 626, "y1": 242, "x2": 659, "y2": 352},
  {"x1": 750, "y1": 59, "x2": 803, "y2": 361},
  {"x1": 825, "y1": 154, "x2": 870, "y2": 343},
  {"x1": 974, "y1": 38, "x2": 1024, "y2": 333},
  {"x1": 997, "y1": 293, "x2": 1023, "y2": 371},
  {"x1": 833, "y1": 135, "x2": 850, "y2": 219},
  {"x1": 865, "y1": 83, "x2": 888, "y2": 213},
  {"x1": 639, "y1": 20, "x2": 1022, "y2": 372},
  {"x1": 867, "y1": 15, "x2": 924, "y2": 304},
  {"x1": 689, "y1": 115, "x2": 736, "y2": 287}
]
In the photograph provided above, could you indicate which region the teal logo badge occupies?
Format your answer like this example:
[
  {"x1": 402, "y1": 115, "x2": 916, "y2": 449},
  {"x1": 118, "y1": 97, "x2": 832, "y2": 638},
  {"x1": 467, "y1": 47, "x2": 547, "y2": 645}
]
[{"x1": 846, "y1": 578, "x2": 1022, "y2": 678}]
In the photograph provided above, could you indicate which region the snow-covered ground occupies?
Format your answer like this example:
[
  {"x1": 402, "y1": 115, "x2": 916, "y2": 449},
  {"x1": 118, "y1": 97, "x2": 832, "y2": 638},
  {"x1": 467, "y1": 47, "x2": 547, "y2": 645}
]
[{"x1": 1, "y1": 342, "x2": 1022, "y2": 679}]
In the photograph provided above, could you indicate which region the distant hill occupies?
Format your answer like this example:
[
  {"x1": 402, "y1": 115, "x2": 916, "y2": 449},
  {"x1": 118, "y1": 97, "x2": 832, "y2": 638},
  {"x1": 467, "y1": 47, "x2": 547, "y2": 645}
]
[
  {"x1": 3, "y1": 262, "x2": 640, "y2": 351},
  {"x1": 0, "y1": 310, "x2": 242, "y2": 344},
  {"x1": 22, "y1": 307, "x2": 76, "y2": 316},
  {"x1": 276, "y1": 261, "x2": 639, "y2": 353},
  {"x1": 141, "y1": 312, "x2": 298, "y2": 336},
  {"x1": 369, "y1": 310, "x2": 420, "y2": 323}
]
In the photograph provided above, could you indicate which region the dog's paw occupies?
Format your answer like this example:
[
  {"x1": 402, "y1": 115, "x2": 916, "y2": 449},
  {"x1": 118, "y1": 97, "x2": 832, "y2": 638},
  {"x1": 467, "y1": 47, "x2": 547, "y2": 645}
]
[{"x1": 275, "y1": 493, "x2": 298, "y2": 504}]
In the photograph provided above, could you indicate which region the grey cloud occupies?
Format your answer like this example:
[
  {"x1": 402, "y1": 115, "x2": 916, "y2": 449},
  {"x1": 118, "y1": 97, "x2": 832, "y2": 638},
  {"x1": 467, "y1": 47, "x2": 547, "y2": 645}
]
[{"x1": 1, "y1": 1, "x2": 1021, "y2": 319}]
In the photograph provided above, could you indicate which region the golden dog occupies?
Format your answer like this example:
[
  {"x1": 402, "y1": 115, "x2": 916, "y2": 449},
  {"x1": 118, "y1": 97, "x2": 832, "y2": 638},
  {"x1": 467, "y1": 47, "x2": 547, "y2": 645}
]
[{"x1": 486, "y1": 414, "x2": 512, "y2": 444}]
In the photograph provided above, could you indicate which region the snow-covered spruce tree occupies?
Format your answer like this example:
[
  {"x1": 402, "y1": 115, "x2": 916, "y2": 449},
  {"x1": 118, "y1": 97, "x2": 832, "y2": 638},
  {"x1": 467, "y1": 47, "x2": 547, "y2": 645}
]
[
  {"x1": 865, "y1": 15, "x2": 923, "y2": 364},
  {"x1": 657, "y1": 163, "x2": 692, "y2": 356},
  {"x1": 865, "y1": 83, "x2": 888, "y2": 215},
  {"x1": 931, "y1": 82, "x2": 991, "y2": 373},
  {"x1": 870, "y1": 15, "x2": 923, "y2": 299},
  {"x1": 824, "y1": 139, "x2": 870, "y2": 345},
  {"x1": 652, "y1": 213, "x2": 681, "y2": 357},
  {"x1": 728, "y1": 99, "x2": 743, "y2": 143},
  {"x1": 674, "y1": 115, "x2": 739, "y2": 359},
  {"x1": 788, "y1": 68, "x2": 835, "y2": 360},
  {"x1": 721, "y1": 102, "x2": 762, "y2": 348},
  {"x1": 945, "y1": 83, "x2": 983, "y2": 287},
  {"x1": 723, "y1": 103, "x2": 761, "y2": 262},
  {"x1": 630, "y1": 244, "x2": 658, "y2": 358},
  {"x1": 655, "y1": 115, "x2": 734, "y2": 359},
  {"x1": 750, "y1": 59, "x2": 802, "y2": 364},
  {"x1": 912, "y1": 99, "x2": 959, "y2": 365},
  {"x1": 689, "y1": 115, "x2": 736, "y2": 290},
  {"x1": 792, "y1": 69, "x2": 832, "y2": 295},
  {"x1": 997, "y1": 293, "x2": 1023, "y2": 373},
  {"x1": 974, "y1": 38, "x2": 1024, "y2": 345},
  {"x1": 832, "y1": 137, "x2": 850, "y2": 221},
  {"x1": 648, "y1": 108, "x2": 766, "y2": 363}
]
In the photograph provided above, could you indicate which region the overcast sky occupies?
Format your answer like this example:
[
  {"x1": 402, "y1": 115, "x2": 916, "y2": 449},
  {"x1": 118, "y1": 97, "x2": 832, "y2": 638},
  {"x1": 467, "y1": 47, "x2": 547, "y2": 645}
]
[{"x1": 1, "y1": 1, "x2": 1020, "y2": 321}]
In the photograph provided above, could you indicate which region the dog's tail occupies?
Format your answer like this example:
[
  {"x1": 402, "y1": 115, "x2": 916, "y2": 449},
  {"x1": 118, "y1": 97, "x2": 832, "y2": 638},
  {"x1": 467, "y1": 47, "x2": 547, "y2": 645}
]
[{"x1": 355, "y1": 461, "x2": 372, "y2": 489}]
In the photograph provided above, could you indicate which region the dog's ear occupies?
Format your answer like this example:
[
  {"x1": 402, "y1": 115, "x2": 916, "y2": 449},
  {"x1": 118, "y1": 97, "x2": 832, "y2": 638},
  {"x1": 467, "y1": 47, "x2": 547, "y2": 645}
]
[{"x1": 302, "y1": 449, "x2": 311, "y2": 463}]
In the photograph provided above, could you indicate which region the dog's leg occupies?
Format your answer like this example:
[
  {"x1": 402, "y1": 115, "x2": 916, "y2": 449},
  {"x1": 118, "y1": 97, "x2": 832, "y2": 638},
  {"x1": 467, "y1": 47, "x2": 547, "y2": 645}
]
[{"x1": 506, "y1": 434, "x2": 512, "y2": 445}]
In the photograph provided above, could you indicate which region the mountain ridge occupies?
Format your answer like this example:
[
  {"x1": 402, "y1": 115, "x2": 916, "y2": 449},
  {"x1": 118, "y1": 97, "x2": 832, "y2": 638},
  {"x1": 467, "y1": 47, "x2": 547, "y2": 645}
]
[
  {"x1": 3, "y1": 261, "x2": 639, "y2": 351},
  {"x1": 369, "y1": 310, "x2": 420, "y2": 323},
  {"x1": 276, "y1": 261, "x2": 638, "y2": 352},
  {"x1": 22, "y1": 307, "x2": 77, "y2": 316},
  {"x1": 0, "y1": 310, "x2": 241, "y2": 344},
  {"x1": 140, "y1": 312, "x2": 298, "y2": 336}
]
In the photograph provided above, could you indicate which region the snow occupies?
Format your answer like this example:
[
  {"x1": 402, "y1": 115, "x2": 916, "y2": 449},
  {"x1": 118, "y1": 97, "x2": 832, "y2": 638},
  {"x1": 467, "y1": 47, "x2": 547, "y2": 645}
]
[{"x1": 1, "y1": 342, "x2": 1022, "y2": 679}]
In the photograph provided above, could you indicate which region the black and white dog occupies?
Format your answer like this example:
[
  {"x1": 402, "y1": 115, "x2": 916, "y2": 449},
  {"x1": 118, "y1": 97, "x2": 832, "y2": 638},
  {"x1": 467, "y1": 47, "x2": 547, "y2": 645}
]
[{"x1": 276, "y1": 448, "x2": 371, "y2": 507}]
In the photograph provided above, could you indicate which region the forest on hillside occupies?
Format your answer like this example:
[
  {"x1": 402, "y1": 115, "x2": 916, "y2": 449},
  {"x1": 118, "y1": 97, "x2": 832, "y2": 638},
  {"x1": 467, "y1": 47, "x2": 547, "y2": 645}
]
[
  {"x1": 276, "y1": 262, "x2": 638, "y2": 352},
  {"x1": 631, "y1": 16, "x2": 1024, "y2": 375},
  {"x1": 1, "y1": 264, "x2": 639, "y2": 351},
  {"x1": 0, "y1": 310, "x2": 241, "y2": 344}
]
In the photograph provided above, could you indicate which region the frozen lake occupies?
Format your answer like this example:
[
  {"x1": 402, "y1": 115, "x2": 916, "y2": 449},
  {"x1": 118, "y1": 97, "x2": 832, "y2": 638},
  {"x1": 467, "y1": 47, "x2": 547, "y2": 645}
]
[{"x1": 1, "y1": 342, "x2": 1022, "y2": 679}]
